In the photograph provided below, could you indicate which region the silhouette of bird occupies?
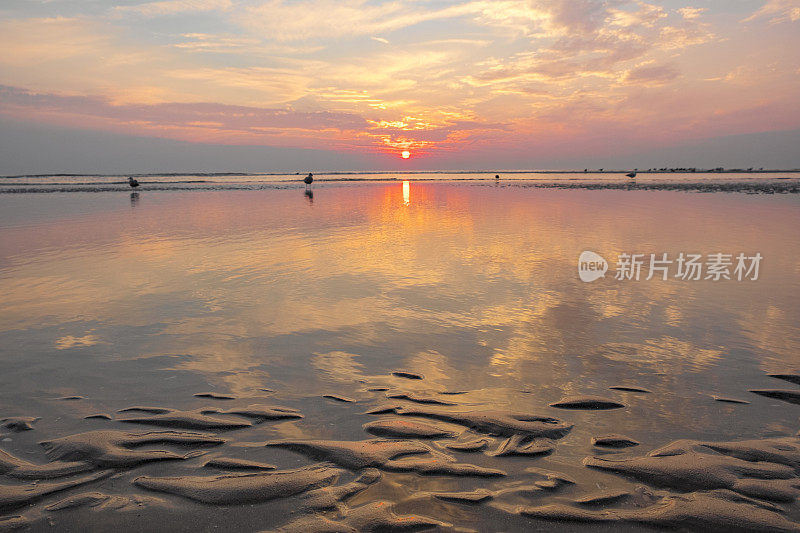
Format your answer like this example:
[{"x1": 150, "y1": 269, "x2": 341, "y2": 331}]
[
  {"x1": 303, "y1": 173, "x2": 313, "y2": 187},
  {"x1": 128, "y1": 177, "x2": 139, "y2": 188},
  {"x1": 626, "y1": 169, "x2": 637, "y2": 178}
]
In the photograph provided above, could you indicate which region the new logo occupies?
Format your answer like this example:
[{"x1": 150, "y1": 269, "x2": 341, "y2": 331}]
[{"x1": 578, "y1": 250, "x2": 608, "y2": 282}]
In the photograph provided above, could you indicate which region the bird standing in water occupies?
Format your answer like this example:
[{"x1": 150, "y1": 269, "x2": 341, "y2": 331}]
[
  {"x1": 128, "y1": 177, "x2": 139, "y2": 188},
  {"x1": 304, "y1": 173, "x2": 313, "y2": 188}
]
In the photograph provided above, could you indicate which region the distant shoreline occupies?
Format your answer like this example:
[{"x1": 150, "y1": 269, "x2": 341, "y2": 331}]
[{"x1": 2, "y1": 169, "x2": 800, "y2": 179}]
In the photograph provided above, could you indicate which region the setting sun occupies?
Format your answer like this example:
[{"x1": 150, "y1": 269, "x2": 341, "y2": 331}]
[{"x1": 401, "y1": 151, "x2": 410, "y2": 159}]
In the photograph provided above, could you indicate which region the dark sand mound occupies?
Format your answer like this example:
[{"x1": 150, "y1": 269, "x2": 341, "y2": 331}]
[
  {"x1": 0, "y1": 449, "x2": 92, "y2": 479},
  {"x1": 264, "y1": 439, "x2": 431, "y2": 470},
  {"x1": 550, "y1": 396, "x2": 625, "y2": 410},
  {"x1": 750, "y1": 389, "x2": 800, "y2": 405},
  {"x1": 524, "y1": 467, "x2": 577, "y2": 489},
  {"x1": 591, "y1": 434, "x2": 640, "y2": 448},
  {"x1": 700, "y1": 436, "x2": 800, "y2": 469},
  {"x1": 584, "y1": 440, "x2": 800, "y2": 501},
  {"x1": 386, "y1": 406, "x2": 573, "y2": 438},
  {"x1": 574, "y1": 489, "x2": 630, "y2": 505},
  {"x1": 0, "y1": 515, "x2": 27, "y2": 531},
  {"x1": 364, "y1": 404, "x2": 402, "y2": 415},
  {"x1": 433, "y1": 488, "x2": 493, "y2": 504},
  {"x1": 118, "y1": 408, "x2": 252, "y2": 430},
  {"x1": 768, "y1": 373, "x2": 800, "y2": 386},
  {"x1": 117, "y1": 407, "x2": 171, "y2": 414},
  {"x1": 200, "y1": 404, "x2": 303, "y2": 422},
  {"x1": 84, "y1": 414, "x2": 113, "y2": 420},
  {"x1": 134, "y1": 464, "x2": 342, "y2": 505},
  {"x1": 300, "y1": 469, "x2": 381, "y2": 511},
  {"x1": 647, "y1": 439, "x2": 701, "y2": 457},
  {"x1": 0, "y1": 471, "x2": 110, "y2": 513},
  {"x1": 385, "y1": 393, "x2": 455, "y2": 406},
  {"x1": 519, "y1": 490, "x2": 800, "y2": 532},
  {"x1": 391, "y1": 371, "x2": 423, "y2": 380},
  {"x1": 40, "y1": 430, "x2": 224, "y2": 468},
  {"x1": 386, "y1": 451, "x2": 505, "y2": 477},
  {"x1": 203, "y1": 458, "x2": 277, "y2": 471},
  {"x1": 489, "y1": 435, "x2": 554, "y2": 457},
  {"x1": 362, "y1": 419, "x2": 458, "y2": 439},
  {"x1": 1, "y1": 417, "x2": 39, "y2": 432},
  {"x1": 609, "y1": 386, "x2": 651, "y2": 393},
  {"x1": 712, "y1": 396, "x2": 751, "y2": 404},
  {"x1": 323, "y1": 395, "x2": 357, "y2": 403},
  {"x1": 264, "y1": 438, "x2": 504, "y2": 477},
  {"x1": 277, "y1": 500, "x2": 448, "y2": 532},
  {"x1": 45, "y1": 491, "x2": 167, "y2": 512},
  {"x1": 194, "y1": 392, "x2": 236, "y2": 400},
  {"x1": 443, "y1": 437, "x2": 491, "y2": 452}
]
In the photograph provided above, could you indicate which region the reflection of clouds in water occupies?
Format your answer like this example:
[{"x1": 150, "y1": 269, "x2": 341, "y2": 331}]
[
  {"x1": 583, "y1": 281, "x2": 691, "y2": 328},
  {"x1": 0, "y1": 185, "x2": 798, "y2": 439},
  {"x1": 55, "y1": 334, "x2": 102, "y2": 349},
  {"x1": 312, "y1": 351, "x2": 366, "y2": 383},
  {"x1": 486, "y1": 292, "x2": 564, "y2": 369},
  {"x1": 663, "y1": 305, "x2": 683, "y2": 327},
  {"x1": 167, "y1": 340, "x2": 272, "y2": 396},
  {"x1": 404, "y1": 350, "x2": 453, "y2": 385},
  {"x1": 741, "y1": 305, "x2": 800, "y2": 370},
  {"x1": 594, "y1": 337, "x2": 723, "y2": 371}
]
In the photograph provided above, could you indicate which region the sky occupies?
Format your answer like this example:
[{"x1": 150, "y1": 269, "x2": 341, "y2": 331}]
[{"x1": 0, "y1": 0, "x2": 798, "y2": 173}]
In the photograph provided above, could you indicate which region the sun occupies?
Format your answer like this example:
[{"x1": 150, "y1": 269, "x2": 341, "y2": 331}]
[{"x1": 401, "y1": 150, "x2": 410, "y2": 159}]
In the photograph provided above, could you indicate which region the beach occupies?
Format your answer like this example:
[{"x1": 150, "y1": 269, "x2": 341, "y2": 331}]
[{"x1": 1, "y1": 180, "x2": 800, "y2": 531}]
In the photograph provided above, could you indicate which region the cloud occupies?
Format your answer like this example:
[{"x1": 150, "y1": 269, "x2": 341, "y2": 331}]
[
  {"x1": 743, "y1": 0, "x2": 800, "y2": 24},
  {"x1": 677, "y1": 7, "x2": 705, "y2": 20},
  {"x1": 0, "y1": 1, "x2": 797, "y2": 164},
  {"x1": 114, "y1": 0, "x2": 233, "y2": 17},
  {"x1": 0, "y1": 17, "x2": 110, "y2": 66},
  {"x1": 623, "y1": 62, "x2": 680, "y2": 85},
  {"x1": 0, "y1": 84, "x2": 505, "y2": 155},
  {"x1": 657, "y1": 24, "x2": 714, "y2": 49},
  {"x1": 610, "y1": 2, "x2": 667, "y2": 27},
  {"x1": 0, "y1": 85, "x2": 369, "y2": 145},
  {"x1": 236, "y1": 0, "x2": 625, "y2": 43},
  {"x1": 238, "y1": 0, "x2": 479, "y2": 42},
  {"x1": 171, "y1": 33, "x2": 262, "y2": 52}
]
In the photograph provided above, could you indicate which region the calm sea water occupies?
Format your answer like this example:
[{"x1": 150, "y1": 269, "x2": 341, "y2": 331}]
[{"x1": 1, "y1": 183, "x2": 799, "y2": 531}]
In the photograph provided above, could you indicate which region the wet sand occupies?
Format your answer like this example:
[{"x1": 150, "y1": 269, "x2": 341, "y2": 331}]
[{"x1": 1, "y1": 183, "x2": 800, "y2": 531}]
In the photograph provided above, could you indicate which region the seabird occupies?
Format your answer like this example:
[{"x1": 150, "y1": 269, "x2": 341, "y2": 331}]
[
  {"x1": 626, "y1": 170, "x2": 637, "y2": 178},
  {"x1": 303, "y1": 173, "x2": 313, "y2": 188},
  {"x1": 128, "y1": 177, "x2": 139, "y2": 188}
]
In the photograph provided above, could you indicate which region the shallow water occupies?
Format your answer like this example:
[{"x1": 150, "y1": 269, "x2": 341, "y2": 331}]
[
  {"x1": 1, "y1": 183, "x2": 800, "y2": 531},
  {"x1": 0, "y1": 171, "x2": 798, "y2": 194}
]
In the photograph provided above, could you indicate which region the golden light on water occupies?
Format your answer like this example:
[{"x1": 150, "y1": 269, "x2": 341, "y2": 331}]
[
  {"x1": 402, "y1": 180, "x2": 410, "y2": 205},
  {"x1": 401, "y1": 151, "x2": 410, "y2": 159}
]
